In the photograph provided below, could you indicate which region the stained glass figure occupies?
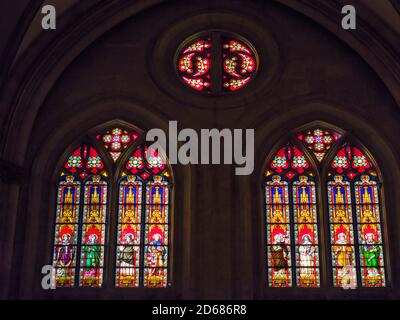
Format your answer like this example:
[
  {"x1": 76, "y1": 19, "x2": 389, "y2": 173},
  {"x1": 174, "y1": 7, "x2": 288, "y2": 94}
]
[
  {"x1": 63, "y1": 145, "x2": 105, "y2": 179},
  {"x1": 144, "y1": 176, "x2": 169, "y2": 288},
  {"x1": 266, "y1": 143, "x2": 320, "y2": 287},
  {"x1": 52, "y1": 175, "x2": 80, "y2": 287},
  {"x1": 330, "y1": 145, "x2": 371, "y2": 179},
  {"x1": 266, "y1": 176, "x2": 292, "y2": 287},
  {"x1": 116, "y1": 144, "x2": 171, "y2": 288},
  {"x1": 268, "y1": 144, "x2": 309, "y2": 180},
  {"x1": 266, "y1": 128, "x2": 387, "y2": 289}
]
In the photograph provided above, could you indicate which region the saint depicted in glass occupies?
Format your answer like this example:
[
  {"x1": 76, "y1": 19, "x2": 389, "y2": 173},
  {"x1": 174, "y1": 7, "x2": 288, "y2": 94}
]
[{"x1": 265, "y1": 125, "x2": 387, "y2": 288}]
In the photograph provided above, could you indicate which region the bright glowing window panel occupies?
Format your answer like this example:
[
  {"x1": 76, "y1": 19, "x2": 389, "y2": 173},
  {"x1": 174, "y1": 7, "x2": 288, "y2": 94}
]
[
  {"x1": 79, "y1": 175, "x2": 107, "y2": 287},
  {"x1": 330, "y1": 145, "x2": 371, "y2": 179},
  {"x1": 222, "y1": 38, "x2": 257, "y2": 91},
  {"x1": 116, "y1": 175, "x2": 142, "y2": 288},
  {"x1": 329, "y1": 143, "x2": 386, "y2": 287},
  {"x1": 293, "y1": 176, "x2": 320, "y2": 287},
  {"x1": 96, "y1": 127, "x2": 140, "y2": 163},
  {"x1": 53, "y1": 145, "x2": 107, "y2": 288},
  {"x1": 266, "y1": 176, "x2": 292, "y2": 287},
  {"x1": 52, "y1": 175, "x2": 80, "y2": 287},
  {"x1": 297, "y1": 127, "x2": 341, "y2": 162},
  {"x1": 266, "y1": 143, "x2": 320, "y2": 287},
  {"x1": 268, "y1": 145, "x2": 309, "y2": 178},
  {"x1": 117, "y1": 144, "x2": 171, "y2": 288},
  {"x1": 144, "y1": 176, "x2": 169, "y2": 288},
  {"x1": 355, "y1": 176, "x2": 386, "y2": 287},
  {"x1": 177, "y1": 38, "x2": 212, "y2": 93},
  {"x1": 328, "y1": 175, "x2": 357, "y2": 288}
]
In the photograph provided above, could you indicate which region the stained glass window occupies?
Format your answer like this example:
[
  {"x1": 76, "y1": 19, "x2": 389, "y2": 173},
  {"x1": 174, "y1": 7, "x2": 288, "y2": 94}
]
[
  {"x1": 53, "y1": 175, "x2": 80, "y2": 287},
  {"x1": 177, "y1": 38, "x2": 212, "y2": 93},
  {"x1": 328, "y1": 143, "x2": 386, "y2": 287},
  {"x1": 79, "y1": 175, "x2": 107, "y2": 287},
  {"x1": 265, "y1": 144, "x2": 320, "y2": 287},
  {"x1": 176, "y1": 33, "x2": 258, "y2": 93},
  {"x1": 52, "y1": 127, "x2": 174, "y2": 289},
  {"x1": 97, "y1": 127, "x2": 140, "y2": 162},
  {"x1": 116, "y1": 145, "x2": 171, "y2": 288},
  {"x1": 265, "y1": 127, "x2": 387, "y2": 289},
  {"x1": 52, "y1": 145, "x2": 107, "y2": 287},
  {"x1": 297, "y1": 128, "x2": 341, "y2": 162}
]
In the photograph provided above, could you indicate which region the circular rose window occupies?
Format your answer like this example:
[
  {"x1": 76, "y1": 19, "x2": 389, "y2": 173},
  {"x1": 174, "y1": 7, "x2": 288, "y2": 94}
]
[{"x1": 176, "y1": 32, "x2": 258, "y2": 94}]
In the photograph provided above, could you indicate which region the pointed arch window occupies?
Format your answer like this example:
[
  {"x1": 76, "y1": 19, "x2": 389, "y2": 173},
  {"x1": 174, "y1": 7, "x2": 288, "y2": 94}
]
[
  {"x1": 266, "y1": 144, "x2": 321, "y2": 287},
  {"x1": 264, "y1": 126, "x2": 387, "y2": 288},
  {"x1": 176, "y1": 32, "x2": 258, "y2": 93},
  {"x1": 52, "y1": 126, "x2": 172, "y2": 288}
]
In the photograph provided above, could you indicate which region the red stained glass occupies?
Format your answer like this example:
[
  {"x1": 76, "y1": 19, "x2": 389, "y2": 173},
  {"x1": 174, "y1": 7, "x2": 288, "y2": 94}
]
[
  {"x1": 265, "y1": 128, "x2": 387, "y2": 289},
  {"x1": 331, "y1": 145, "x2": 371, "y2": 175},
  {"x1": 327, "y1": 144, "x2": 386, "y2": 287},
  {"x1": 52, "y1": 173, "x2": 108, "y2": 288},
  {"x1": 125, "y1": 146, "x2": 168, "y2": 177},
  {"x1": 270, "y1": 147, "x2": 289, "y2": 173},
  {"x1": 352, "y1": 147, "x2": 371, "y2": 172},
  {"x1": 64, "y1": 145, "x2": 105, "y2": 178},
  {"x1": 97, "y1": 127, "x2": 140, "y2": 162},
  {"x1": 291, "y1": 147, "x2": 309, "y2": 173},
  {"x1": 331, "y1": 148, "x2": 350, "y2": 173},
  {"x1": 222, "y1": 39, "x2": 257, "y2": 91},
  {"x1": 117, "y1": 144, "x2": 171, "y2": 288},
  {"x1": 269, "y1": 145, "x2": 310, "y2": 177},
  {"x1": 177, "y1": 34, "x2": 258, "y2": 93},
  {"x1": 297, "y1": 128, "x2": 341, "y2": 162},
  {"x1": 52, "y1": 175, "x2": 80, "y2": 287},
  {"x1": 79, "y1": 175, "x2": 107, "y2": 287},
  {"x1": 177, "y1": 38, "x2": 212, "y2": 93},
  {"x1": 126, "y1": 147, "x2": 144, "y2": 174}
]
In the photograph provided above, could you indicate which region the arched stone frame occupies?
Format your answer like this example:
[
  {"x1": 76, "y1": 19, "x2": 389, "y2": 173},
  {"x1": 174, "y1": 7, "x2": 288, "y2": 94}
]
[
  {"x1": 16, "y1": 98, "x2": 194, "y2": 299},
  {"x1": 231, "y1": 99, "x2": 399, "y2": 299}
]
